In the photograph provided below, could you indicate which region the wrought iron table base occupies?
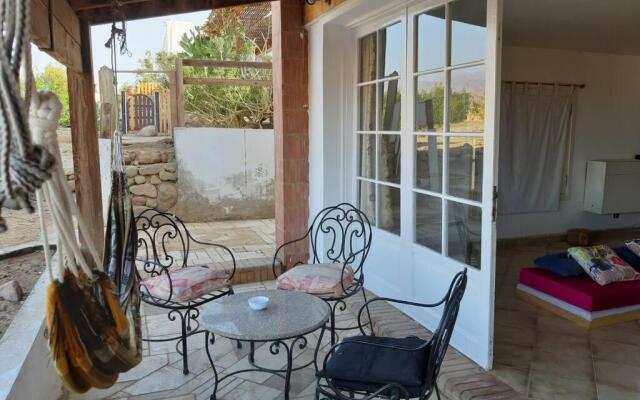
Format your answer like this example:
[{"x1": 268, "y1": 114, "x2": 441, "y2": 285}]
[{"x1": 204, "y1": 328, "x2": 325, "y2": 400}]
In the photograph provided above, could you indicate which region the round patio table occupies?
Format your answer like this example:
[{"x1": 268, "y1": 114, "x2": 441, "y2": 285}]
[{"x1": 201, "y1": 289, "x2": 330, "y2": 400}]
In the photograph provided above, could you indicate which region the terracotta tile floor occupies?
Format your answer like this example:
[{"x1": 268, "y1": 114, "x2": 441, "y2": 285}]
[{"x1": 493, "y1": 238, "x2": 640, "y2": 400}]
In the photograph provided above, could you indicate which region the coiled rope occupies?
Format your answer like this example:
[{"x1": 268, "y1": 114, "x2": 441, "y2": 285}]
[{"x1": 0, "y1": 0, "x2": 55, "y2": 232}]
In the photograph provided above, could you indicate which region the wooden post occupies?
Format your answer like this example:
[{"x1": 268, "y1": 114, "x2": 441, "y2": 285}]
[
  {"x1": 175, "y1": 59, "x2": 185, "y2": 127},
  {"x1": 98, "y1": 66, "x2": 116, "y2": 139},
  {"x1": 67, "y1": 20, "x2": 104, "y2": 259},
  {"x1": 169, "y1": 71, "x2": 177, "y2": 134}
]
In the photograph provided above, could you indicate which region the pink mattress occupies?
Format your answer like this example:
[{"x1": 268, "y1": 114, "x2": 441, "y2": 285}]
[{"x1": 519, "y1": 267, "x2": 640, "y2": 312}]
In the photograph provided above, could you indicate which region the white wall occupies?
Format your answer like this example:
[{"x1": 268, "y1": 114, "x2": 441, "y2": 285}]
[
  {"x1": 498, "y1": 46, "x2": 640, "y2": 238},
  {"x1": 174, "y1": 128, "x2": 274, "y2": 221}
]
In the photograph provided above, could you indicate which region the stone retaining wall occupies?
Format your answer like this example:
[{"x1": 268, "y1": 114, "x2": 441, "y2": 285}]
[{"x1": 121, "y1": 137, "x2": 178, "y2": 213}]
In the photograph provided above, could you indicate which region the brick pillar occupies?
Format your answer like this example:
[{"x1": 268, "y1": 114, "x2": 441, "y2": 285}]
[{"x1": 272, "y1": 0, "x2": 309, "y2": 268}]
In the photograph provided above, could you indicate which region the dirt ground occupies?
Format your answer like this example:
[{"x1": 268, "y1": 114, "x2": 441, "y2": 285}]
[{"x1": 0, "y1": 250, "x2": 47, "y2": 338}]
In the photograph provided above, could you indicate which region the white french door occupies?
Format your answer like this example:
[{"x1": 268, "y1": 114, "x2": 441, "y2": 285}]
[{"x1": 350, "y1": 0, "x2": 501, "y2": 368}]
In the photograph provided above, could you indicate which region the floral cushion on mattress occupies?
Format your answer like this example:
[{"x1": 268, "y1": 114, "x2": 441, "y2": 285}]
[
  {"x1": 276, "y1": 263, "x2": 355, "y2": 298},
  {"x1": 568, "y1": 245, "x2": 640, "y2": 286},
  {"x1": 625, "y1": 239, "x2": 640, "y2": 257},
  {"x1": 141, "y1": 266, "x2": 230, "y2": 302}
]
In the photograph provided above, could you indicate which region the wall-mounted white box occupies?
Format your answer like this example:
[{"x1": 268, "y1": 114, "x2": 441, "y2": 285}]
[{"x1": 584, "y1": 159, "x2": 640, "y2": 214}]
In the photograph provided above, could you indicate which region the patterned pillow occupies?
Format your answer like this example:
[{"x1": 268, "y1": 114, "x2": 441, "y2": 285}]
[
  {"x1": 276, "y1": 263, "x2": 354, "y2": 298},
  {"x1": 568, "y1": 245, "x2": 640, "y2": 286},
  {"x1": 142, "y1": 266, "x2": 230, "y2": 302},
  {"x1": 625, "y1": 239, "x2": 640, "y2": 257}
]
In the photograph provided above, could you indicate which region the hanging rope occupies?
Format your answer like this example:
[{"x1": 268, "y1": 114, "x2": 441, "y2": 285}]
[{"x1": 0, "y1": 0, "x2": 55, "y2": 232}]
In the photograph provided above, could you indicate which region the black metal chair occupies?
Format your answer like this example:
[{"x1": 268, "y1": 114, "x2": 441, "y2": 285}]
[
  {"x1": 135, "y1": 209, "x2": 237, "y2": 375},
  {"x1": 272, "y1": 203, "x2": 373, "y2": 345},
  {"x1": 315, "y1": 269, "x2": 468, "y2": 400}
]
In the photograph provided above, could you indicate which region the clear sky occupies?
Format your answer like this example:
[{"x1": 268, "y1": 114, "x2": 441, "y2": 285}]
[{"x1": 31, "y1": 10, "x2": 210, "y2": 86}]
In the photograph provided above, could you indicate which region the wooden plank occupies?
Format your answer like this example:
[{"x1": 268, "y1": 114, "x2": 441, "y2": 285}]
[
  {"x1": 169, "y1": 72, "x2": 177, "y2": 133},
  {"x1": 98, "y1": 67, "x2": 116, "y2": 139},
  {"x1": 30, "y1": 0, "x2": 83, "y2": 72},
  {"x1": 31, "y1": 0, "x2": 51, "y2": 49},
  {"x1": 52, "y1": 0, "x2": 81, "y2": 44},
  {"x1": 175, "y1": 59, "x2": 185, "y2": 127},
  {"x1": 181, "y1": 59, "x2": 272, "y2": 69},
  {"x1": 183, "y1": 77, "x2": 272, "y2": 87},
  {"x1": 67, "y1": 20, "x2": 104, "y2": 261},
  {"x1": 79, "y1": 0, "x2": 269, "y2": 25}
]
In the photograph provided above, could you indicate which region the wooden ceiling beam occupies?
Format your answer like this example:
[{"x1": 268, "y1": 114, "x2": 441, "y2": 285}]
[
  {"x1": 77, "y1": 0, "x2": 271, "y2": 25},
  {"x1": 69, "y1": 0, "x2": 150, "y2": 12}
]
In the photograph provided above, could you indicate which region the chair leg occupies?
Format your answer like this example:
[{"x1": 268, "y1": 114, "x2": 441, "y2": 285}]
[
  {"x1": 361, "y1": 287, "x2": 374, "y2": 336},
  {"x1": 435, "y1": 383, "x2": 441, "y2": 400},
  {"x1": 329, "y1": 306, "x2": 337, "y2": 346},
  {"x1": 180, "y1": 311, "x2": 190, "y2": 375}
]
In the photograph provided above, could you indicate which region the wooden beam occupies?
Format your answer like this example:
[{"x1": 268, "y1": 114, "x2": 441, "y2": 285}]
[
  {"x1": 181, "y1": 59, "x2": 272, "y2": 69},
  {"x1": 79, "y1": 0, "x2": 271, "y2": 25},
  {"x1": 30, "y1": 0, "x2": 83, "y2": 72},
  {"x1": 183, "y1": 77, "x2": 271, "y2": 87},
  {"x1": 67, "y1": 20, "x2": 104, "y2": 260},
  {"x1": 69, "y1": 0, "x2": 149, "y2": 11},
  {"x1": 175, "y1": 59, "x2": 185, "y2": 127}
]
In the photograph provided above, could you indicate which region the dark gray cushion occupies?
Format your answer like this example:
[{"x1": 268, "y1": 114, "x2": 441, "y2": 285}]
[{"x1": 323, "y1": 335, "x2": 429, "y2": 396}]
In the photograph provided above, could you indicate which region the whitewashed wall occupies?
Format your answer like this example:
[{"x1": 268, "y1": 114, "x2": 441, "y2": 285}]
[
  {"x1": 498, "y1": 46, "x2": 640, "y2": 238},
  {"x1": 174, "y1": 128, "x2": 274, "y2": 221}
]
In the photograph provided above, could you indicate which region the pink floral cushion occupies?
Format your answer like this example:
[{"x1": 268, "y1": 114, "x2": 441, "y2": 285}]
[
  {"x1": 141, "y1": 266, "x2": 230, "y2": 302},
  {"x1": 276, "y1": 263, "x2": 355, "y2": 297}
]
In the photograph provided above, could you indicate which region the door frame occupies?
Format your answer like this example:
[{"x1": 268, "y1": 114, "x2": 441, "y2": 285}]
[{"x1": 306, "y1": 0, "x2": 502, "y2": 369}]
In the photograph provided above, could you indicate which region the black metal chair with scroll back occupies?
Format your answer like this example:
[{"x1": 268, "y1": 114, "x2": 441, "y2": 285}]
[
  {"x1": 315, "y1": 269, "x2": 467, "y2": 400},
  {"x1": 135, "y1": 208, "x2": 237, "y2": 375},
  {"x1": 272, "y1": 202, "x2": 373, "y2": 345}
]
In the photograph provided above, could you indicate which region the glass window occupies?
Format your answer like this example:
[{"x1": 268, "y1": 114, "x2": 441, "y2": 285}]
[
  {"x1": 447, "y1": 201, "x2": 481, "y2": 268},
  {"x1": 378, "y1": 134, "x2": 401, "y2": 184},
  {"x1": 358, "y1": 85, "x2": 376, "y2": 131},
  {"x1": 416, "y1": 7, "x2": 446, "y2": 72},
  {"x1": 358, "y1": 180, "x2": 376, "y2": 225},
  {"x1": 358, "y1": 134, "x2": 376, "y2": 179},
  {"x1": 415, "y1": 135, "x2": 443, "y2": 192},
  {"x1": 450, "y1": 65, "x2": 485, "y2": 133},
  {"x1": 378, "y1": 23, "x2": 402, "y2": 78},
  {"x1": 416, "y1": 194, "x2": 442, "y2": 252},
  {"x1": 447, "y1": 137, "x2": 483, "y2": 201},
  {"x1": 359, "y1": 33, "x2": 377, "y2": 82},
  {"x1": 378, "y1": 185, "x2": 401, "y2": 235},
  {"x1": 450, "y1": 0, "x2": 487, "y2": 66},
  {"x1": 415, "y1": 72, "x2": 444, "y2": 132},
  {"x1": 379, "y1": 80, "x2": 401, "y2": 131}
]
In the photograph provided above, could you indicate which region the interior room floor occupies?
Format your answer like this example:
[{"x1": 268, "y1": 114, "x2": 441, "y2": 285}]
[{"x1": 493, "y1": 235, "x2": 640, "y2": 400}]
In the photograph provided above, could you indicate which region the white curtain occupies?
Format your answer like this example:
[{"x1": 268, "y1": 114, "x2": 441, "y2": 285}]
[{"x1": 498, "y1": 83, "x2": 576, "y2": 215}]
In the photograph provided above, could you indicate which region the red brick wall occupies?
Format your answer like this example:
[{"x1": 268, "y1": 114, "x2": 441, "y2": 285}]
[{"x1": 272, "y1": 0, "x2": 310, "y2": 267}]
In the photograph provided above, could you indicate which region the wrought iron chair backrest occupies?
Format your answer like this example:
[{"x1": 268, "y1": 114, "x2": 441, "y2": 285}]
[
  {"x1": 308, "y1": 203, "x2": 372, "y2": 278},
  {"x1": 135, "y1": 209, "x2": 190, "y2": 277},
  {"x1": 423, "y1": 269, "x2": 468, "y2": 392}
]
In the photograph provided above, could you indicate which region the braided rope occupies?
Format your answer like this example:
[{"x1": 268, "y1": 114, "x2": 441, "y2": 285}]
[
  {"x1": 31, "y1": 91, "x2": 101, "y2": 280},
  {"x1": 0, "y1": 0, "x2": 54, "y2": 233}
]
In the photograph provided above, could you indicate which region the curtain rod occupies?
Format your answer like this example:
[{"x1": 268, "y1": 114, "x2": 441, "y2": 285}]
[{"x1": 503, "y1": 80, "x2": 586, "y2": 89}]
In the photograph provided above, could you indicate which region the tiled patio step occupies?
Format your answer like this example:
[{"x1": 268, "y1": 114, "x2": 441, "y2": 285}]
[
  {"x1": 228, "y1": 257, "x2": 282, "y2": 285},
  {"x1": 346, "y1": 292, "x2": 527, "y2": 400}
]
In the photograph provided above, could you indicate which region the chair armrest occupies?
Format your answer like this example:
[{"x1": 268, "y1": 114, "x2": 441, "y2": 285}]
[
  {"x1": 356, "y1": 296, "x2": 448, "y2": 335},
  {"x1": 319, "y1": 341, "x2": 414, "y2": 400},
  {"x1": 357, "y1": 269, "x2": 466, "y2": 335},
  {"x1": 188, "y1": 237, "x2": 237, "y2": 280},
  {"x1": 271, "y1": 233, "x2": 310, "y2": 278}
]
